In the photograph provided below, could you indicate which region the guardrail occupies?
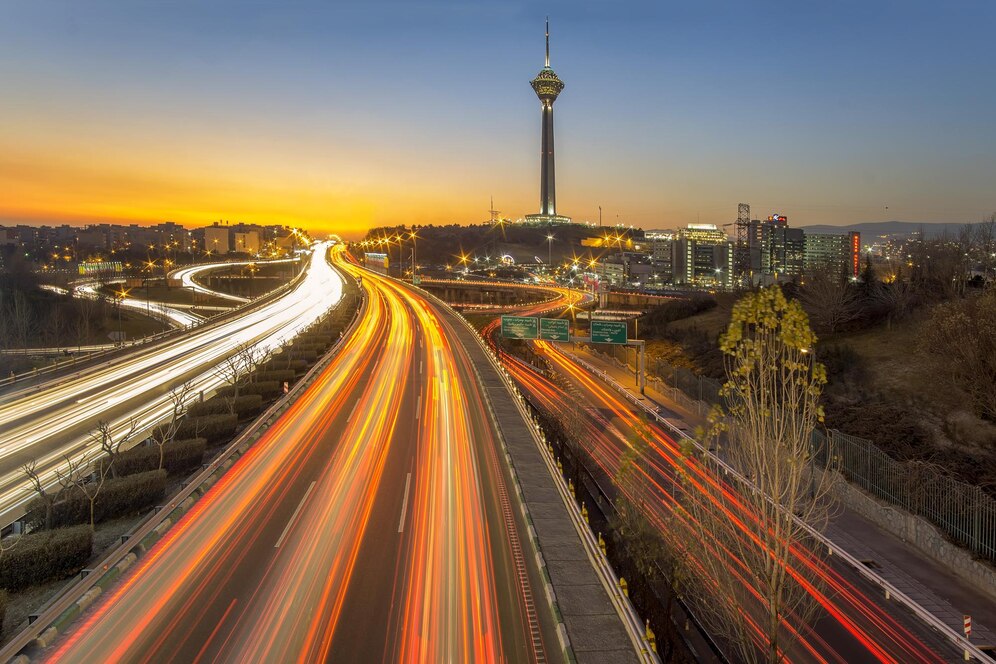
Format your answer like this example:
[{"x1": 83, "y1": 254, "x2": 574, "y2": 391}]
[
  {"x1": 561, "y1": 349, "x2": 990, "y2": 662},
  {"x1": 409, "y1": 281, "x2": 659, "y2": 663},
  {"x1": 0, "y1": 263, "x2": 363, "y2": 663}
]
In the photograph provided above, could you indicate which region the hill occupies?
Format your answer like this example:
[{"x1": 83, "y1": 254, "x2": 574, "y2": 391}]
[{"x1": 801, "y1": 220, "x2": 982, "y2": 238}]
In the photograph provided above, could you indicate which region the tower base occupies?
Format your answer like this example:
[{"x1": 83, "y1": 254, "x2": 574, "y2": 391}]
[{"x1": 523, "y1": 213, "x2": 573, "y2": 225}]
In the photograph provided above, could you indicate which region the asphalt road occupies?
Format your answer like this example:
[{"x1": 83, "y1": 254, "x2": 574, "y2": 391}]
[
  {"x1": 44, "y1": 257, "x2": 555, "y2": 663},
  {"x1": 0, "y1": 243, "x2": 342, "y2": 526},
  {"x1": 510, "y1": 337, "x2": 966, "y2": 663}
]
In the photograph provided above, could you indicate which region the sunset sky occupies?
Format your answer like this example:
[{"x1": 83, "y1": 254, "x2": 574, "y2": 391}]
[{"x1": 2, "y1": 0, "x2": 995, "y2": 237}]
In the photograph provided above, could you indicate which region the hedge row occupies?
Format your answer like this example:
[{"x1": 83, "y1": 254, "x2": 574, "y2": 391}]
[
  {"x1": 218, "y1": 381, "x2": 281, "y2": 400},
  {"x1": 188, "y1": 394, "x2": 263, "y2": 418},
  {"x1": 265, "y1": 358, "x2": 307, "y2": 373},
  {"x1": 175, "y1": 413, "x2": 238, "y2": 443},
  {"x1": 27, "y1": 470, "x2": 168, "y2": 530},
  {"x1": 102, "y1": 438, "x2": 207, "y2": 477},
  {"x1": 252, "y1": 369, "x2": 296, "y2": 384},
  {"x1": 0, "y1": 526, "x2": 93, "y2": 590}
]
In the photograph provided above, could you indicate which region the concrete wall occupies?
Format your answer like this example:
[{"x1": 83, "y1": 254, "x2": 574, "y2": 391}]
[{"x1": 831, "y1": 476, "x2": 996, "y2": 602}]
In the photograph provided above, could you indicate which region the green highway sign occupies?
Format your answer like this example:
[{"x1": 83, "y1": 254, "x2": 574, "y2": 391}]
[
  {"x1": 539, "y1": 317, "x2": 570, "y2": 342},
  {"x1": 501, "y1": 315, "x2": 538, "y2": 340},
  {"x1": 590, "y1": 319, "x2": 627, "y2": 345}
]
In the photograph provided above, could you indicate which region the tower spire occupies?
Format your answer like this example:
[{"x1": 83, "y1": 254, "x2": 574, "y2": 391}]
[{"x1": 545, "y1": 16, "x2": 550, "y2": 67}]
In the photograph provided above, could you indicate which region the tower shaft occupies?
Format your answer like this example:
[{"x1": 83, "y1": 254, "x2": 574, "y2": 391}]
[{"x1": 539, "y1": 102, "x2": 556, "y2": 215}]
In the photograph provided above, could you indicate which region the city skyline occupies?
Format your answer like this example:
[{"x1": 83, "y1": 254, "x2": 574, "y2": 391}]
[{"x1": 2, "y1": 1, "x2": 995, "y2": 236}]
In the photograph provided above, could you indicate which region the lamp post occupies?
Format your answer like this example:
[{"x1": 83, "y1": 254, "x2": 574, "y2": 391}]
[
  {"x1": 115, "y1": 286, "x2": 130, "y2": 344},
  {"x1": 547, "y1": 234, "x2": 554, "y2": 271}
]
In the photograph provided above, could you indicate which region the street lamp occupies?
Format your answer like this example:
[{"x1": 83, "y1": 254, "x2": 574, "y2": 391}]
[
  {"x1": 115, "y1": 286, "x2": 130, "y2": 344},
  {"x1": 546, "y1": 234, "x2": 554, "y2": 270}
]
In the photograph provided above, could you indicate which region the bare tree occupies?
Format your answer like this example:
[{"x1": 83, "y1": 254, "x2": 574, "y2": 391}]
[
  {"x1": 238, "y1": 342, "x2": 266, "y2": 383},
  {"x1": 151, "y1": 382, "x2": 192, "y2": 469},
  {"x1": 977, "y1": 214, "x2": 996, "y2": 281},
  {"x1": 919, "y1": 289, "x2": 996, "y2": 422},
  {"x1": 74, "y1": 451, "x2": 111, "y2": 529},
  {"x1": 22, "y1": 460, "x2": 58, "y2": 530},
  {"x1": 799, "y1": 264, "x2": 858, "y2": 334},
  {"x1": 870, "y1": 279, "x2": 920, "y2": 330},
  {"x1": 214, "y1": 342, "x2": 264, "y2": 414},
  {"x1": 90, "y1": 419, "x2": 138, "y2": 479},
  {"x1": 0, "y1": 291, "x2": 10, "y2": 351},
  {"x1": 72, "y1": 295, "x2": 96, "y2": 350},
  {"x1": 680, "y1": 286, "x2": 836, "y2": 663},
  {"x1": 9, "y1": 291, "x2": 33, "y2": 350}
]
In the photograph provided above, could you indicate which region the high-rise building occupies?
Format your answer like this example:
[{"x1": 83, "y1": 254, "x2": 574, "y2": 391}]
[
  {"x1": 748, "y1": 214, "x2": 804, "y2": 284},
  {"x1": 645, "y1": 231, "x2": 675, "y2": 283},
  {"x1": 524, "y1": 19, "x2": 571, "y2": 225},
  {"x1": 804, "y1": 231, "x2": 861, "y2": 279},
  {"x1": 673, "y1": 224, "x2": 733, "y2": 288}
]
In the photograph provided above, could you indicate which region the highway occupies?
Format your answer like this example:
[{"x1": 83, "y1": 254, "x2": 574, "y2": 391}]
[
  {"x1": 0, "y1": 243, "x2": 342, "y2": 526},
  {"x1": 452, "y1": 280, "x2": 975, "y2": 661},
  {"x1": 171, "y1": 256, "x2": 300, "y2": 304},
  {"x1": 43, "y1": 253, "x2": 555, "y2": 663},
  {"x1": 500, "y1": 332, "x2": 967, "y2": 662}
]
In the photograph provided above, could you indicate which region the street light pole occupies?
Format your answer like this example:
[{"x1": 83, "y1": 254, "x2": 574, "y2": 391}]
[{"x1": 547, "y1": 234, "x2": 554, "y2": 271}]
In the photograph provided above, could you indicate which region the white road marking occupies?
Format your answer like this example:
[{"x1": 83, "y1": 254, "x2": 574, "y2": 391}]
[
  {"x1": 275, "y1": 480, "x2": 317, "y2": 548},
  {"x1": 398, "y1": 472, "x2": 412, "y2": 533}
]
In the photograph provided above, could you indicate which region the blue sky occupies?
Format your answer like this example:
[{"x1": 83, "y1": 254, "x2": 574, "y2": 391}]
[{"x1": 1, "y1": 0, "x2": 994, "y2": 232}]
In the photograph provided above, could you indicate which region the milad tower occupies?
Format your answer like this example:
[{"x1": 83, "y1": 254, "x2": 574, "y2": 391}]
[{"x1": 525, "y1": 18, "x2": 571, "y2": 224}]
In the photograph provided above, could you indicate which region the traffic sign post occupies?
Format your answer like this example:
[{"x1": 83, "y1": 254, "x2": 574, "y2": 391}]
[
  {"x1": 501, "y1": 315, "x2": 538, "y2": 340},
  {"x1": 571, "y1": 319, "x2": 646, "y2": 395},
  {"x1": 590, "y1": 319, "x2": 627, "y2": 345},
  {"x1": 539, "y1": 317, "x2": 570, "y2": 342}
]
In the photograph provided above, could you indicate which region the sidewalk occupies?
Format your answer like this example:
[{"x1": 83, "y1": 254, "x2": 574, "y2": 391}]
[{"x1": 559, "y1": 343, "x2": 996, "y2": 652}]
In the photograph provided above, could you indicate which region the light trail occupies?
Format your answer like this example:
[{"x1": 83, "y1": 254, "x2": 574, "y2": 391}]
[
  {"x1": 43, "y1": 249, "x2": 547, "y2": 663},
  {"x1": 171, "y1": 256, "x2": 300, "y2": 304},
  {"x1": 504, "y1": 331, "x2": 951, "y2": 662},
  {"x1": 447, "y1": 277, "x2": 956, "y2": 661},
  {"x1": 76, "y1": 282, "x2": 202, "y2": 328},
  {"x1": 0, "y1": 243, "x2": 342, "y2": 526}
]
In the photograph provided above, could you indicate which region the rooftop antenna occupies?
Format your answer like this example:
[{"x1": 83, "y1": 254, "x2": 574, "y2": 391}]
[{"x1": 545, "y1": 16, "x2": 550, "y2": 67}]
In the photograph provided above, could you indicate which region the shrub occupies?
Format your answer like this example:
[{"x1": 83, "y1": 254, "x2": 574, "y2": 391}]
[
  {"x1": 0, "y1": 526, "x2": 93, "y2": 590},
  {"x1": 641, "y1": 296, "x2": 717, "y2": 333},
  {"x1": 175, "y1": 414, "x2": 237, "y2": 443},
  {"x1": 104, "y1": 438, "x2": 207, "y2": 477},
  {"x1": 253, "y1": 369, "x2": 296, "y2": 384},
  {"x1": 188, "y1": 394, "x2": 263, "y2": 418},
  {"x1": 27, "y1": 471, "x2": 168, "y2": 529},
  {"x1": 265, "y1": 359, "x2": 307, "y2": 374}
]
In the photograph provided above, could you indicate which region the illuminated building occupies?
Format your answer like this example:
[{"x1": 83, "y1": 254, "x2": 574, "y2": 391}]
[
  {"x1": 673, "y1": 224, "x2": 733, "y2": 288},
  {"x1": 524, "y1": 19, "x2": 572, "y2": 225},
  {"x1": 748, "y1": 214, "x2": 804, "y2": 284},
  {"x1": 204, "y1": 224, "x2": 230, "y2": 254},
  {"x1": 804, "y1": 231, "x2": 861, "y2": 279}
]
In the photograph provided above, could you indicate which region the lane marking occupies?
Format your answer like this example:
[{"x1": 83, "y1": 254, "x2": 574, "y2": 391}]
[
  {"x1": 398, "y1": 472, "x2": 412, "y2": 533},
  {"x1": 346, "y1": 397, "x2": 361, "y2": 423},
  {"x1": 415, "y1": 394, "x2": 422, "y2": 420},
  {"x1": 274, "y1": 480, "x2": 317, "y2": 548}
]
